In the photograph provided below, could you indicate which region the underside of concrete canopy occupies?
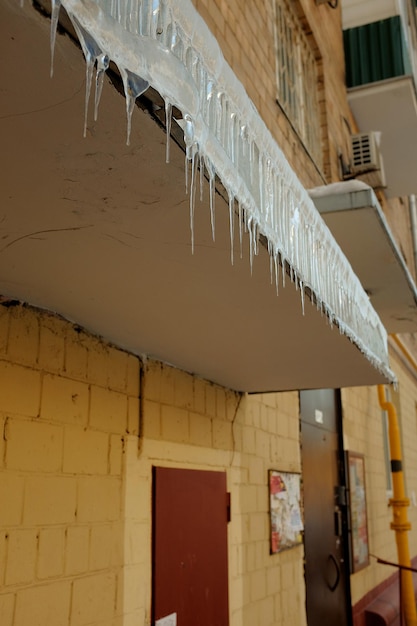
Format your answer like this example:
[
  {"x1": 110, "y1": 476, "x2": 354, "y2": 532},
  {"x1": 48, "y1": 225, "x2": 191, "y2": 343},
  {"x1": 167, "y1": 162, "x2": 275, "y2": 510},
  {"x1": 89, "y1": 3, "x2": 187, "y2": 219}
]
[{"x1": 0, "y1": 0, "x2": 394, "y2": 391}]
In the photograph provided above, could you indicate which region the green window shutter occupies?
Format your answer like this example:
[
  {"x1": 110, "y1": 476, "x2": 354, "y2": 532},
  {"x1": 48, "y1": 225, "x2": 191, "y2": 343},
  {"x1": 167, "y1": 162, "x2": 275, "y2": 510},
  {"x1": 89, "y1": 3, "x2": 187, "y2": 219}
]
[{"x1": 344, "y1": 16, "x2": 410, "y2": 88}]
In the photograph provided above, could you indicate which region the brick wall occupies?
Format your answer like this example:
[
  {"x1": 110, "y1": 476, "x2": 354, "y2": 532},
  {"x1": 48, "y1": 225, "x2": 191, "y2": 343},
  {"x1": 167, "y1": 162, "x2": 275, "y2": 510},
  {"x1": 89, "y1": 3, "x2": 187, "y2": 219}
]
[
  {"x1": 0, "y1": 304, "x2": 139, "y2": 626},
  {"x1": 0, "y1": 303, "x2": 307, "y2": 626},
  {"x1": 140, "y1": 360, "x2": 305, "y2": 626},
  {"x1": 342, "y1": 346, "x2": 417, "y2": 608}
]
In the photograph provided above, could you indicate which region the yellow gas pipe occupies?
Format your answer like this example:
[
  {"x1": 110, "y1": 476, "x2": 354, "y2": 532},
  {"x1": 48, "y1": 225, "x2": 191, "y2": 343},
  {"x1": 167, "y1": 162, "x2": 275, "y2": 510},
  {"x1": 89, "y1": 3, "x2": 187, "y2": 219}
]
[{"x1": 377, "y1": 384, "x2": 417, "y2": 626}]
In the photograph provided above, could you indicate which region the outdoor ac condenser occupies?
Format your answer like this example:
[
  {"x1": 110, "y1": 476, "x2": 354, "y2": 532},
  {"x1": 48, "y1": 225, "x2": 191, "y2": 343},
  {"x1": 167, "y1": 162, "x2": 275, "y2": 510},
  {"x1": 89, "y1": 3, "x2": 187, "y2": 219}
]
[{"x1": 351, "y1": 132, "x2": 386, "y2": 189}]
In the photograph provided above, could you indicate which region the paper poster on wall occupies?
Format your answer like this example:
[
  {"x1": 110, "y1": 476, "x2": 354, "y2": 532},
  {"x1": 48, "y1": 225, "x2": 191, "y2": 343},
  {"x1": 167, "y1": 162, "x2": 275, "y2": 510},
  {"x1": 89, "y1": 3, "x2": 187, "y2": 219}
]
[
  {"x1": 347, "y1": 451, "x2": 370, "y2": 572},
  {"x1": 269, "y1": 470, "x2": 303, "y2": 554}
]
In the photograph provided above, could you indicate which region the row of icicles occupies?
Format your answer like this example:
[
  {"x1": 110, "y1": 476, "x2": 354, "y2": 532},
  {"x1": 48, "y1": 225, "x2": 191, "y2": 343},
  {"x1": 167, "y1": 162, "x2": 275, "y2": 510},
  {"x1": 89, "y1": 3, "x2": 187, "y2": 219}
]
[
  {"x1": 45, "y1": 0, "x2": 380, "y2": 354},
  {"x1": 48, "y1": 0, "x2": 297, "y2": 293}
]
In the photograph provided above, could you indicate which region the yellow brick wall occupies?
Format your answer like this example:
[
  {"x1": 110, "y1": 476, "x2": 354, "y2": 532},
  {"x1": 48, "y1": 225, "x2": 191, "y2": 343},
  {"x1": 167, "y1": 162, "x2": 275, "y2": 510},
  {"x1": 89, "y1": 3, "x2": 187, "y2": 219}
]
[
  {"x1": 342, "y1": 344, "x2": 417, "y2": 606},
  {"x1": 392, "y1": 342, "x2": 417, "y2": 559},
  {"x1": 0, "y1": 303, "x2": 306, "y2": 626},
  {"x1": 0, "y1": 303, "x2": 140, "y2": 626},
  {"x1": 139, "y1": 360, "x2": 305, "y2": 626}
]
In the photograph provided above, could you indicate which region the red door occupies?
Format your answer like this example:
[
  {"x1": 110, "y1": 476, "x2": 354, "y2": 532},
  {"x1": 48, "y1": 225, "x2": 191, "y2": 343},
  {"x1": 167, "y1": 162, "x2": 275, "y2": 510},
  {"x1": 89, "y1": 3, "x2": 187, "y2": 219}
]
[{"x1": 152, "y1": 467, "x2": 230, "y2": 626}]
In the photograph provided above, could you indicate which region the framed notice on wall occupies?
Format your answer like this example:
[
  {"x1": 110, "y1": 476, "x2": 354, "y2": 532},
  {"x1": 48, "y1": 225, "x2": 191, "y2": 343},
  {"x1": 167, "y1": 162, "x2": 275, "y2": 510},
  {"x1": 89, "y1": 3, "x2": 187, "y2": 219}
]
[
  {"x1": 347, "y1": 451, "x2": 370, "y2": 572},
  {"x1": 269, "y1": 470, "x2": 303, "y2": 554}
]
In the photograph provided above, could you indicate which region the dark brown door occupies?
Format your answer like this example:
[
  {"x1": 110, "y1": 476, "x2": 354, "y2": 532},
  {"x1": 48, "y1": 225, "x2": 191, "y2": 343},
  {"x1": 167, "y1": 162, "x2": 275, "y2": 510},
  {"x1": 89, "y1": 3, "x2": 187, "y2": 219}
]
[
  {"x1": 152, "y1": 467, "x2": 229, "y2": 626},
  {"x1": 300, "y1": 389, "x2": 352, "y2": 626}
]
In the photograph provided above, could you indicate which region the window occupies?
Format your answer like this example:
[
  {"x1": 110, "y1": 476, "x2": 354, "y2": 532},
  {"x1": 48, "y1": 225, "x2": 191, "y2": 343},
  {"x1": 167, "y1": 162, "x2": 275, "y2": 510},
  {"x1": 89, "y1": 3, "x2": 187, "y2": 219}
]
[{"x1": 273, "y1": 0, "x2": 323, "y2": 167}]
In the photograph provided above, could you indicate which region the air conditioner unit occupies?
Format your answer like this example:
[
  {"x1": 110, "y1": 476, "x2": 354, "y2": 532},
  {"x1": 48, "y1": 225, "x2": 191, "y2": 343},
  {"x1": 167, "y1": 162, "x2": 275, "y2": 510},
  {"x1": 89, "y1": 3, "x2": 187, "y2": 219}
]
[{"x1": 350, "y1": 132, "x2": 386, "y2": 189}]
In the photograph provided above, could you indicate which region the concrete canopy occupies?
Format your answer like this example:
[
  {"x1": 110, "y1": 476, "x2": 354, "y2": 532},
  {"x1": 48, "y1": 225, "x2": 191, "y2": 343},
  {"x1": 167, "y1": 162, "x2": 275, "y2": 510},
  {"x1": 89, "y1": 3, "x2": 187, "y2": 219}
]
[{"x1": 0, "y1": 0, "x2": 394, "y2": 392}]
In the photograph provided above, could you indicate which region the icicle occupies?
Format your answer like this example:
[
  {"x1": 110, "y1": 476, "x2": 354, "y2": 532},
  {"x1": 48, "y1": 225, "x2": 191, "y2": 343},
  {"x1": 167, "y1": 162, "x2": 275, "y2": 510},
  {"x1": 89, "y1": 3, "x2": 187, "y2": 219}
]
[
  {"x1": 117, "y1": 0, "x2": 126, "y2": 27},
  {"x1": 265, "y1": 158, "x2": 273, "y2": 226},
  {"x1": 216, "y1": 92, "x2": 224, "y2": 143},
  {"x1": 83, "y1": 58, "x2": 94, "y2": 137},
  {"x1": 229, "y1": 112, "x2": 239, "y2": 168},
  {"x1": 248, "y1": 216, "x2": 254, "y2": 275},
  {"x1": 184, "y1": 152, "x2": 189, "y2": 195},
  {"x1": 182, "y1": 114, "x2": 194, "y2": 194},
  {"x1": 228, "y1": 190, "x2": 235, "y2": 265},
  {"x1": 240, "y1": 125, "x2": 247, "y2": 158},
  {"x1": 205, "y1": 80, "x2": 215, "y2": 130},
  {"x1": 50, "y1": 0, "x2": 61, "y2": 78},
  {"x1": 119, "y1": 69, "x2": 149, "y2": 145},
  {"x1": 258, "y1": 156, "x2": 264, "y2": 225},
  {"x1": 148, "y1": 0, "x2": 160, "y2": 37},
  {"x1": 156, "y1": 6, "x2": 164, "y2": 37},
  {"x1": 181, "y1": 114, "x2": 198, "y2": 252},
  {"x1": 199, "y1": 154, "x2": 204, "y2": 202},
  {"x1": 205, "y1": 158, "x2": 216, "y2": 241},
  {"x1": 243, "y1": 208, "x2": 249, "y2": 234},
  {"x1": 126, "y1": 0, "x2": 140, "y2": 34},
  {"x1": 183, "y1": 114, "x2": 195, "y2": 159},
  {"x1": 164, "y1": 98, "x2": 172, "y2": 163},
  {"x1": 249, "y1": 140, "x2": 254, "y2": 182},
  {"x1": 274, "y1": 251, "x2": 280, "y2": 295},
  {"x1": 189, "y1": 147, "x2": 197, "y2": 254},
  {"x1": 138, "y1": 0, "x2": 144, "y2": 35},
  {"x1": 115, "y1": 0, "x2": 122, "y2": 23},
  {"x1": 238, "y1": 201, "x2": 243, "y2": 258},
  {"x1": 94, "y1": 53, "x2": 109, "y2": 121},
  {"x1": 68, "y1": 17, "x2": 102, "y2": 136}
]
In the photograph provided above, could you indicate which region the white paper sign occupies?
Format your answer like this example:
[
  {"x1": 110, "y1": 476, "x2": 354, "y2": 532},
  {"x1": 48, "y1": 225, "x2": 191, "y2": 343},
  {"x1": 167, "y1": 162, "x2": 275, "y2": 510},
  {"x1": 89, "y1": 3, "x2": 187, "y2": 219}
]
[
  {"x1": 155, "y1": 613, "x2": 177, "y2": 626},
  {"x1": 314, "y1": 409, "x2": 323, "y2": 424}
]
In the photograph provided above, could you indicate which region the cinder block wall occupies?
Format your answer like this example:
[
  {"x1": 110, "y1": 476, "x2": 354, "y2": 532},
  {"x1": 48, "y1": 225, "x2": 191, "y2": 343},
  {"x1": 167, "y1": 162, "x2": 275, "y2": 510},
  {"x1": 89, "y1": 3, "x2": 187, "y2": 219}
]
[{"x1": 0, "y1": 303, "x2": 307, "y2": 626}]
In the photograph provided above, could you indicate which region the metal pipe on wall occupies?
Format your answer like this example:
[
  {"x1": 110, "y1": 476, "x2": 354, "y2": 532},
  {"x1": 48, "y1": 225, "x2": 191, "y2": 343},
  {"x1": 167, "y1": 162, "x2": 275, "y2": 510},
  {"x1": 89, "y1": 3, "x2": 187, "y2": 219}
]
[{"x1": 377, "y1": 385, "x2": 417, "y2": 626}]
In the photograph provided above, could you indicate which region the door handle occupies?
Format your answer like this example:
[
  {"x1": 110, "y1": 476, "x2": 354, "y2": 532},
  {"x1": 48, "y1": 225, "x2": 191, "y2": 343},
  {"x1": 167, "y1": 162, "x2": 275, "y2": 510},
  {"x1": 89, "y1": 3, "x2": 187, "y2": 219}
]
[{"x1": 326, "y1": 554, "x2": 340, "y2": 592}]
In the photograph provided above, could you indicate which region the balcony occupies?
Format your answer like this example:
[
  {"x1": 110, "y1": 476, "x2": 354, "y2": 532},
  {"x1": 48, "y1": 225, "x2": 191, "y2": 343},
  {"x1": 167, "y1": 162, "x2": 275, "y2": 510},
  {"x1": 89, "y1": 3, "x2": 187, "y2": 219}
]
[
  {"x1": 343, "y1": 1, "x2": 417, "y2": 198},
  {"x1": 310, "y1": 181, "x2": 417, "y2": 333}
]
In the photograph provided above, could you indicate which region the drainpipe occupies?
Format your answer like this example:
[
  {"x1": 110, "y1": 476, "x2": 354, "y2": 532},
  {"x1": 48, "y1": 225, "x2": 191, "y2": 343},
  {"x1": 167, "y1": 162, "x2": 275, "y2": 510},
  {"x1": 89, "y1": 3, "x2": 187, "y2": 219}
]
[
  {"x1": 409, "y1": 194, "x2": 417, "y2": 281},
  {"x1": 377, "y1": 384, "x2": 417, "y2": 626}
]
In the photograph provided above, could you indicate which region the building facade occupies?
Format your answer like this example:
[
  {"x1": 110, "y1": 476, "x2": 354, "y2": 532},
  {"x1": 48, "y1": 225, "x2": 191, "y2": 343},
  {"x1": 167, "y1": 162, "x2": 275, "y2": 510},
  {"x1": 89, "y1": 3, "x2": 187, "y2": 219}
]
[{"x1": 1, "y1": 1, "x2": 417, "y2": 625}]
